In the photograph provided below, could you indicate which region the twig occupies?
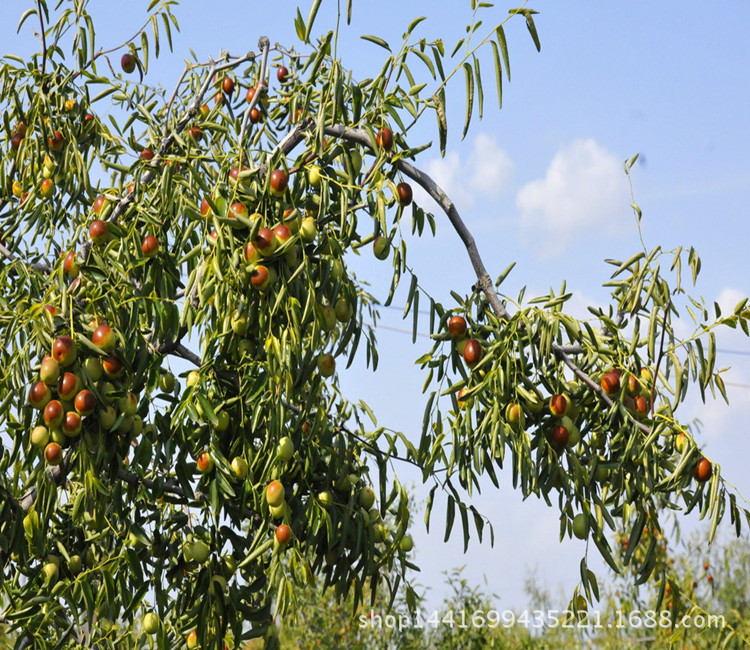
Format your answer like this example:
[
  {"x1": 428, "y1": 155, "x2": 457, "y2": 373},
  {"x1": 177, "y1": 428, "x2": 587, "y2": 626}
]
[
  {"x1": 162, "y1": 64, "x2": 190, "y2": 137},
  {"x1": 280, "y1": 398, "x2": 445, "y2": 473},
  {"x1": 651, "y1": 300, "x2": 672, "y2": 417},
  {"x1": 71, "y1": 10, "x2": 167, "y2": 81},
  {"x1": 36, "y1": 0, "x2": 48, "y2": 78},
  {"x1": 238, "y1": 37, "x2": 270, "y2": 150}
]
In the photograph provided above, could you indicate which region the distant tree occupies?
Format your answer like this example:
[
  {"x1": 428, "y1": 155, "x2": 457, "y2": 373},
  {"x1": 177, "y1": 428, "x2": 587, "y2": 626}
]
[{"x1": 1, "y1": 0, "x2": 749, "y2": 647}]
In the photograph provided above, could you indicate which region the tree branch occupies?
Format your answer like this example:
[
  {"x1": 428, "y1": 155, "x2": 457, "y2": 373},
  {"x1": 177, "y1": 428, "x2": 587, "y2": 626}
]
[
  {"x1": 162, "y1": 64, "x2": 191, "y2": 138},
  {"x1": 321, "y1": 123, "x2": 653, "y2": 435},
  {"x1": 323, "y1": 124, "x2": 513, "y2": 320},
  {"x1": 36, "y1": 0, "x2": 48, "y2": 78}
]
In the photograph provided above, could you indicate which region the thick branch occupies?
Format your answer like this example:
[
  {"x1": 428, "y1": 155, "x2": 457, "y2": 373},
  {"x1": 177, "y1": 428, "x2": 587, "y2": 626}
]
[
  {"x1": 173, "y1": 342, "x2": 201, "y2": 367},
  {"x1": 36, "y1": 0, "x2": 48, "y2": 78},
  {"x1": 323, "y1": 124, "x2": 512, "y2": 320},
  {"x1": 321, "y1": 123, "x2": 653, "y2": 436}
]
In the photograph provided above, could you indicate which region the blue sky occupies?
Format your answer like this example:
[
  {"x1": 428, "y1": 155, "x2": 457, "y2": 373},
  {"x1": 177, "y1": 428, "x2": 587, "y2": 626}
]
[{"x1": 5, "y1": 0, "x2": 750, "y2": 619}]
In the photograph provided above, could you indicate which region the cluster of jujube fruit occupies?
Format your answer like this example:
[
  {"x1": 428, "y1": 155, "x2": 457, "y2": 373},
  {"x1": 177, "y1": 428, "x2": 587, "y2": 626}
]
[
  {"x1": 27, "y1": 319, "x2": 147, "y2": 469},
  {"x1": 7, "y1": 95, "x2": 99, "y2": 217},
  {"x1": 443, "y1": 311, "x2": 713, "y2": 541}
]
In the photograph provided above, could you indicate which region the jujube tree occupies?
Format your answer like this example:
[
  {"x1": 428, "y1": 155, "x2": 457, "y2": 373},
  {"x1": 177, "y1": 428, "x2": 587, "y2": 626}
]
[{"x1": 1, "y1": 0, "x2": 749, "y2": 647}]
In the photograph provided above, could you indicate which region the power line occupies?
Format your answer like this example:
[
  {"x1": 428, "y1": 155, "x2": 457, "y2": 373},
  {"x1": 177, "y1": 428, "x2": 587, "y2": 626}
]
[
  {"x1": 718, "y1": 348, "x2": 750, "y2": 357},
  {"x1": 364, "y1": 322, "x2": 432, "y2": 339},
  {"x1": 379, "y1": 307, "x2": 750, "y2": 359},
  {"x1": 366, "y1": 319, "x2": 750, "y2": 389}
]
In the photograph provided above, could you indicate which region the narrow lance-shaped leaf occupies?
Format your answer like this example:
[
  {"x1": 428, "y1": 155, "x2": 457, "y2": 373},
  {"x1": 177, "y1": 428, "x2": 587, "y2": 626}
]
[
  {"x1": 496, "y1": 25, "x2": 511, "y2": 80},
  {"x1": 461, "y1": 61, "x2": 474, "y2": 140},
  {"x1": 473, "y1": 55, "x2": 484, "y2": 120},
  {"x1": 361, "y1": 35, "x2": 391, "y2": 51},
  {"x1": 434, "y1": 91, "x2": 447, "y2": 156},
  {"x1": 304, "y1": 0, "x2": 323, "y2": 43},
  {"x1": 407, "y1": 16, "x2": 427, "y2": 35},
  {"x1": 490, "y1": 40, "x2": 503, "y2": 109}
]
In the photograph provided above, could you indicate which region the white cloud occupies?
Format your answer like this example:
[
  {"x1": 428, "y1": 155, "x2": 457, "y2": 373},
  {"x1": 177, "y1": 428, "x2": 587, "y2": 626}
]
[
  {"x1": 469, "y1": 133, "x2": 515, "y2": 194},
  {"x1": 414, "y1": 134, "x2": 514, "y2": 211},
  {"x1": 716, "y1": 287, "x2": 747, "y2": 316},
  {"x1": 516, "y1": 139, "x2": 631, "y2": 256}
]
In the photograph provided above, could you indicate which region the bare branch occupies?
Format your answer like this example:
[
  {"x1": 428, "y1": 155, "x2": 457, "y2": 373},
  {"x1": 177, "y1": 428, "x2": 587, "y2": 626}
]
[
  {"x1": 321, "y1": 123, "x2": 653, "y2": 436},
  {"x1": 162, "y1": 64, "x2": 191, "y2": 137},
  {"x1": 173, "y1": 343, "x2": 201, "y2": 367},
  {"x1": 35, "y1": 0, "x2": 47, "y2": 77},
  {"x1": 238, "y1": 37, "x2": 270, "y2": 149},
  {"x1": 322, "y1": 124, "x2": 512, "y2": 321}
]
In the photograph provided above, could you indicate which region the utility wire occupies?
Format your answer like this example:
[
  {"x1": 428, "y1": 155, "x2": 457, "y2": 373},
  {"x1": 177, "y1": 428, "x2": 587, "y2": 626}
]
[
  {"x1": 369, "y1": 313, "x2": 750, "y2": 388},
  {"x1": 380, "y1": 305, "x2": 750, "y2": 359}
]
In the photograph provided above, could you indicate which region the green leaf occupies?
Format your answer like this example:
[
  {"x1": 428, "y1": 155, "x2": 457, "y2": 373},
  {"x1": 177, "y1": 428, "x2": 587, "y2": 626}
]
[
  {"x1": 361, "y1": 35, "x2": 391, "y2": 51},
  {"x1": 294, "y1": 8, "x2": 305, "y2": 41},
  {"x1": 16, "y1": 8, "x2": 37, "y2": 34},
  {"x1": 161, "y1": 12, "x2": 173, "y2": 51},
  {"x1": 195, "y1": 393, "x2": 219, "y2": 428},
  {"x1": 425, "y1": 485, "x2": 437, "y2": 532},
  {"x1": 489, "y1": 40, "x2": 503, "y2": 109},
  {"x1": 141, "y1": 31, "x2": 149, "y2": 71},
  {"x1": 444, "y1": 495, "x2": 455, "y2": 541},
  {"x1": 408, "y1": 82, "x2": 427, "y2": 96},
  {"x1": 473, "y1": 55, "x2": 484, "y2": 120},
  {"x1": 495, "y1": 26, "x2": 511, "y2": 81},
  {"x1": 610, "y1": 252, "x2": 645, "y2": 278},
  {"x1": 434, "y1": 92, "x2": 447, "y2": 156},
  {"x1": 407, "y1": 17, "x2": 427, "y2": 35},
  {"x1": 461, "y1": 62, "x2": 474, "y2": 140},
  {"x1": 151, "y1": 15, "x2": 160, "y2": 58},
  {"x1": 412, "y1": 48, "x2": 436, "y2": 79},
  {"x1": 304, "y1": 0, "x2": 323, "y2": 43},
  {"x1": 519, "y1": 10, "x2": 541, "y2": 52}
]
